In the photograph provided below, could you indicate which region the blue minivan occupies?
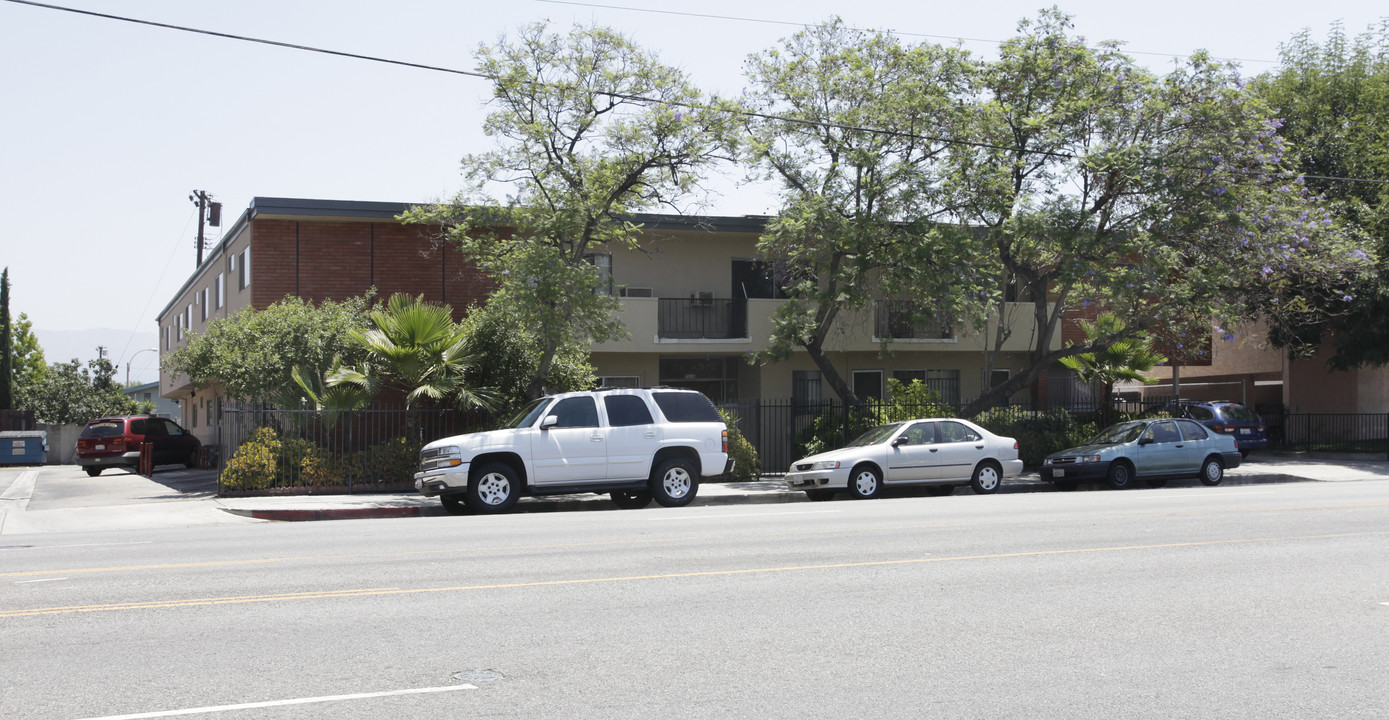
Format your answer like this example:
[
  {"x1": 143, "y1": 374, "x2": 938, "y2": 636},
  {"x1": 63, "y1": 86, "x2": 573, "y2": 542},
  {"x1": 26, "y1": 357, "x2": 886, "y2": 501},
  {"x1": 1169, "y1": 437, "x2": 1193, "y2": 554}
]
[{"x1": 1172, "y1": 401, "x2": 1269, "y2": 456}]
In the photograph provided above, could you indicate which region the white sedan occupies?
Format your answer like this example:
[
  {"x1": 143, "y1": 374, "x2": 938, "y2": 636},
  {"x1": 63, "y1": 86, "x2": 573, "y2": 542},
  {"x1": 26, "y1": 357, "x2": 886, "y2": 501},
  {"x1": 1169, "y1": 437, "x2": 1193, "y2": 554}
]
[{"x1": 785, "y1": 418, "x2": 1024, "y2": 501}]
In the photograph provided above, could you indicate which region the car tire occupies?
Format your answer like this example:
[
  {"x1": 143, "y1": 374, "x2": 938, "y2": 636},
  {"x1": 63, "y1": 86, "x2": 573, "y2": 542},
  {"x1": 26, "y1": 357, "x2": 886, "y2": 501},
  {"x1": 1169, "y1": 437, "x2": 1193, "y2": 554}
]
[
  {"x1": 1146, "y1": 478, "x2": 1168, "y2": 488},
  {"x1": 611, "y1": 489, "x2": 652, "y2": 509},
  {"x1": 85, "y1": 467, "x2": 102, "y2": 477},
  {"x1": 467, "y1": 462, "x2": 521, "y2": 513},
  {"x1": 969, "y1": 461, "x2": 1002, "y2": 495},
  {"x1": 650, "y1": 458, "x2": 698, "y2": 508},
  {"x1": 1105, "y1": 461, "x2": 1133, "y2": 490},
  {"x1": 805, "y1": 489, "x2": 836, "y2": 502},
  {"x1": 846, "y1": 465, "x2": 882, "y2": 500},
  {"x1": 1200, "y1": 456, "x2": 1224, "y2": 486},
  {"x1": 1052, "y1": 479, "x2": 1077, "y2": 491},
  {"x1": 440, "y1": 494, "x2": 471, "y2": 515}
]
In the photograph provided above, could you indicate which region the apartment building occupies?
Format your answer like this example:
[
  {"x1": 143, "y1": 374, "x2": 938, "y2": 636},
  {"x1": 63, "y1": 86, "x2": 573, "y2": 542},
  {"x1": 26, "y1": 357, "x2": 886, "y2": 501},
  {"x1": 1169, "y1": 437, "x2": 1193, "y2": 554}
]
[{"x1": 155, "y1": 197, "x2": 1055, "y2": 444}]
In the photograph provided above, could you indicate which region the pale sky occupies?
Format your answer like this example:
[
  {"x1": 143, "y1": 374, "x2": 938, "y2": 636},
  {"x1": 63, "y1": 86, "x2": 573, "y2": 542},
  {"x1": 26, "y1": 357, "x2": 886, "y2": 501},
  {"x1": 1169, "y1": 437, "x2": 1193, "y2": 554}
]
[{"x1": 2, "y1": 0, "x2": 1385, "y2": 383}]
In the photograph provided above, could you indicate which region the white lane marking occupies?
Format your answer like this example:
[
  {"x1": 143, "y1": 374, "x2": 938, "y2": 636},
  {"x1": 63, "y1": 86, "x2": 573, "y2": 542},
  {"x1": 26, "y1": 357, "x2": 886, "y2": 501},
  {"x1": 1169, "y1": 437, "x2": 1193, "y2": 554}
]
[
  {"x1": 648, "y1": 509, "x2": 841, "y2": 521},
  {"x1": 0, "y1": 470, "x2": 39, "y2": 510},
  {"x1": 15, "y1": 577, "x2": 68, "y2": 584},
  {"x1": 1, "y1": 541, "x2": 154, "y2": 551},
  {"x1": 75, "y1": 684, "x2": 478, "y2": 719}
]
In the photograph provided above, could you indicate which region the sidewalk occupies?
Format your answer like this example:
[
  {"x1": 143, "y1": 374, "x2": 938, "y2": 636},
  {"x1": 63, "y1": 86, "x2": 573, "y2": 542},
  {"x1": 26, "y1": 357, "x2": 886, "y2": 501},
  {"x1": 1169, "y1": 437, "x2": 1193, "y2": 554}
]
[{"x1": 215, "y1": 451, "x2": 1389, "y2": 522}]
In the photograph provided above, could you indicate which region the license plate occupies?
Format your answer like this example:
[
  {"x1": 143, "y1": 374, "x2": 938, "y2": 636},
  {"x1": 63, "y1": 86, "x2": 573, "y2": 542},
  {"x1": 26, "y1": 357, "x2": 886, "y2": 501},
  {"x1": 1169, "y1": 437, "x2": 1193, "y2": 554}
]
[
  {"x1": 1053, "y1": 469, "x2": 1065, "y2": 477},
  {"x1": 11, "y1": 448, "x2": 22, "y2": 455},
  {"x1": 95, "y1": 444, "x2": 105, "y2": 450},
  {"x1": 1239, "y1": 429, "x2": 1251, "y2": 435}
]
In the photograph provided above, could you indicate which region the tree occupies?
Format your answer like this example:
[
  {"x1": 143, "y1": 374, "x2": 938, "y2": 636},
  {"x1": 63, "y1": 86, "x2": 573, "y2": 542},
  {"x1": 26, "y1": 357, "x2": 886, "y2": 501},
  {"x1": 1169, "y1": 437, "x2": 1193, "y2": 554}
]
[
  {"x1": 742, "y1": 20, "x2": 985, "y2": 406},
  {"x1": 162, "y1": 295, "x2": 373, "y2": 403},
  {"x1": 403, "y1": 22, "x2": 733, "y2": 400},
  {"x1": 455, "y1": 304, "x2": 594, "y2": 410},
  {"x1": 1251, "y1": 21, "x2": 1389, "y2": 367},
  {"x1": 1057, "y1": 313, "x2": 1165, "y2": 423},
  {"x1": 328, "y1": 294, "x2": 494, "y2": 410},
  {"x1": 945, "y1": 10, "x2": 1371, "y2": 415},
  {"x1": 8, "y1": 312, "x2": 47, "y2": 391},
  {"x1": 1, "y1": 268, "x2": 10, "y2": 409},
  {"x1": 19, "y1": 357, "x2": 137, "y2": 425}
]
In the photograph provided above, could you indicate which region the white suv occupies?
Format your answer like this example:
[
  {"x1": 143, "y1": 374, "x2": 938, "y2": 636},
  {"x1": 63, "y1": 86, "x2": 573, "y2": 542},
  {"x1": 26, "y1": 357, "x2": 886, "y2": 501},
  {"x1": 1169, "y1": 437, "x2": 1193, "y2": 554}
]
[{"x1": 415, "y1": 388, "x2": 732, "y2": 514}]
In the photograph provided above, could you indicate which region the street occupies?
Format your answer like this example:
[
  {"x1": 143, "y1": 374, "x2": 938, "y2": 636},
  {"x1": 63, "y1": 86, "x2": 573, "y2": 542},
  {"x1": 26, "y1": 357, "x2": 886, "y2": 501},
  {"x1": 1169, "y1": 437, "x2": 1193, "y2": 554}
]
[{"x1": 2, "y1": 471, "x2": 1387, "y2": 719}]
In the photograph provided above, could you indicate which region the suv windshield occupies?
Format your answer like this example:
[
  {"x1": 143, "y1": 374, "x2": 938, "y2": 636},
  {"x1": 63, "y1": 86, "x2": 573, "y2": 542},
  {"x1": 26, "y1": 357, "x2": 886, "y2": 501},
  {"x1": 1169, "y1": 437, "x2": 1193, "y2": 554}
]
[
  {"x1": 1218, "y1": 404, "x2": 1261, "y2": 422},
  {"x1": 1089, "y1": 422, "x2": 1146, "y2": 445},
  {"x1": 846, "y1": 423, "x2": 903, "y2": 448},
  {"x1": 651, "y1": 392, "x2": 722, "y2": 423},
  {"x1": 505, "y1": 398, "x2": 552, "y2": 429}
]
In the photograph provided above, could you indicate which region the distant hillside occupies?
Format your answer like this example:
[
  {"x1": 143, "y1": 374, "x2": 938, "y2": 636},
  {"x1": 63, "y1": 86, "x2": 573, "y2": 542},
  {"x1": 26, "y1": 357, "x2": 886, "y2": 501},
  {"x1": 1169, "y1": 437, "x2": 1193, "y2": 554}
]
[{"x1": 32, "y1": 328, "x2": 162, "y2": 386}]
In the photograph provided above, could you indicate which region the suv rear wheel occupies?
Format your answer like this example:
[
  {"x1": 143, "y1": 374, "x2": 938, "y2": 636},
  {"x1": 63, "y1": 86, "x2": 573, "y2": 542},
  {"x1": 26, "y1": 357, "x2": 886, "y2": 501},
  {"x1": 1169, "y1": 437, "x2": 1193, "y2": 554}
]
[{"x1": 650, "y1": 458, "x2": 698, "y2": 507}]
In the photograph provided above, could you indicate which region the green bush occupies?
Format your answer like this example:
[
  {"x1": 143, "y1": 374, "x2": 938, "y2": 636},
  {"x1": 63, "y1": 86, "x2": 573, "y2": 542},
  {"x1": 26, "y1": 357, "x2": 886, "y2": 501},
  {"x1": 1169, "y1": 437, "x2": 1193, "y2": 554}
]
[
  {"x1": 718, "y1": 410, "x2": 761, "y2": 481},
  {"x1": 971, "y1": 407, "x2": 1099, "y2": 466},
  {"x1": 220, "y1": 426, "x2": 281, "y2": 491}
]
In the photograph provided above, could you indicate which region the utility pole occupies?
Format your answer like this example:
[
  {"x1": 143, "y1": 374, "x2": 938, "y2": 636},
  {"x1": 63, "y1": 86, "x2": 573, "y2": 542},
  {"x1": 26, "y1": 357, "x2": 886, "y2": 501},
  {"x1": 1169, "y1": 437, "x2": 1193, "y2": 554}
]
[{"x1": 189, "y1": 190, "x2": 222, "y2": 267}]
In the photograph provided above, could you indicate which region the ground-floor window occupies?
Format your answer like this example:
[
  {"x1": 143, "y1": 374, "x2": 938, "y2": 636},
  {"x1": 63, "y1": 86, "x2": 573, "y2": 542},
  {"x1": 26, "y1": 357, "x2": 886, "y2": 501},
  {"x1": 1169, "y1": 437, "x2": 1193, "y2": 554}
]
[
  {"x1": 852, "y1": 369, "x2": 884, "y2": 402},
  {"x1": 598, "y1": 375, "x2": 641, "y2": 389},
  {"x1": 658, "y1": 357, "x2": 740, "y2": 404},
  {"x1": 893, "y1": 369, "x2": 961, "y2": 406}
]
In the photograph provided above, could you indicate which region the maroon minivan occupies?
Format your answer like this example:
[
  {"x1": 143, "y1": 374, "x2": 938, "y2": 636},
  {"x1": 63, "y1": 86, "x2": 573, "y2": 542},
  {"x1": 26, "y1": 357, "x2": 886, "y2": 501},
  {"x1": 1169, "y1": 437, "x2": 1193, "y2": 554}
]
[{"x1": 74, "y1": 416, "x2": 201, "y2": 476}]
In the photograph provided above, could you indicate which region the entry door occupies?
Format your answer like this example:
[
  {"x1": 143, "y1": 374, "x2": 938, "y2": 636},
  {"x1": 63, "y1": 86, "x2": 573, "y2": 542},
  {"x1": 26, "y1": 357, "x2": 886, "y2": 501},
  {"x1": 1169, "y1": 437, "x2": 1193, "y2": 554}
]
[
  {"x1": 530, "y1": 397, "x2": 607, "y2": 485},
  {"x1": 1134, "y1": 420, "x2": 1185, "y2": 475},
  {"x1": 886, "y1": 421, "x2": 939, "y2": 482}
]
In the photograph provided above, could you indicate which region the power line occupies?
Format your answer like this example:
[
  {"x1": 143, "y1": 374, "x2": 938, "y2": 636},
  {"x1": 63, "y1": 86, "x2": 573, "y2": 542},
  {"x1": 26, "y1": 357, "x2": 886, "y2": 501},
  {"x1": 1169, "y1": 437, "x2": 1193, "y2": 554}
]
[
  {"x1": 535, "y1": 0, "x2": 1281, "y2": 66},
  {"x1": 5, "y1": 0, "x2": 1386, "y2": 186}
]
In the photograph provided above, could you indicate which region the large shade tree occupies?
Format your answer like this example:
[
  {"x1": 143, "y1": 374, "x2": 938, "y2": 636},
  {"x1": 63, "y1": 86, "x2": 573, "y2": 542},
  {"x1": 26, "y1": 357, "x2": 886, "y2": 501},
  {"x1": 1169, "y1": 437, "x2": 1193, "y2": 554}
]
[
  {"x1": 742, "y1": 20, "x2": 986, "y2": 406},
  {"x1": 404, "y1": 22, "x2": 734, "y2": 400},
  {"x1": 1251, "y1": 21, "x2": 1389, "y2": 367},
  {"x1": 944, "y1": 10, "x2": 1371, "y2": 415}
]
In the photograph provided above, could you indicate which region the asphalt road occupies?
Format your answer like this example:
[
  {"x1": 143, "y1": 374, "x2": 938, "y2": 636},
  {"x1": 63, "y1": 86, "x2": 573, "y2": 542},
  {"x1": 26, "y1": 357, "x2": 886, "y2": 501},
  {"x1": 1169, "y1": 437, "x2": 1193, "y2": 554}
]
[{"x1": 2, "y1": 476, "x2": 1387, "y2": 719}]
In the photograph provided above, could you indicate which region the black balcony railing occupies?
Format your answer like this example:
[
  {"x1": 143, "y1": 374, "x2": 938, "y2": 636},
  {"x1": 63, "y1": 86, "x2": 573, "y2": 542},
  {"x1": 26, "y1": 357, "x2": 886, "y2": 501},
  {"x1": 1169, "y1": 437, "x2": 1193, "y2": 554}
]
[
  {"x1": 658, "y1": 297, "x2": 748, "y2": 339},
  {"x1": 875, "y1": 301, "x2": 952, "y2": 339}
]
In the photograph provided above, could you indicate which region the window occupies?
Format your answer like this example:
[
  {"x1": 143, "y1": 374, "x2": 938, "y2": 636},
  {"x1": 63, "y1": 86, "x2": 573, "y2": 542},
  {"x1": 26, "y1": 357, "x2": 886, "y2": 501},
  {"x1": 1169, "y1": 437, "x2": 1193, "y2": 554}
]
[
  {"x1": 792, "y1": 370, "x2": 822, "y2": 410},
  {"x1": 732, "y1": 259, "x2": 790, "y2": 299},
  {"x1": 216, "y1": 273, "x2": 225, "y2": 308},
  {"x1": 853, "y1": 370, "x2": 884, "y2": 402},
  {"x1": 987, "y1": 369, "x2": 1010, "y2": 390},
  {"x1": 238, "y1": 248, "x2": 250, "y2": 290},
  {"x1": 164, "y1": 325, "x2": 171, "y2": 350},
  {"x1": 185, "y1": 304, "x2": 192, "y2": 331},
  {"x1": 604, "y1": 395, "x2": 655, "y2": 427},
  {"x1": 1143, "y1": 421, "x2": 1181, "y2": 444},
  {"x1": 651, "y1": 392, "x2": 722, "y2": 423},
  {"x1": 1177, "y1": 420, "x2": 1209, "y2": 441},
  {"x1": 205, "y1": 398, "x2": 213, "y2": 427},
  {"x1": 200, "y1": 288, "x2": 209, "y2": 321},
  {"x1": 900, "y1": 422, "x2": 937, "y2": 445},
  {"x1": 939, "y1": 421, "x2": 982, "y2": 443},
  {"x1": 598, "y1": 376, "x2": 640, "y2": 388},
  {"x1": 582, "y1": 253, "x2": 613, "y2": 295},
  {"x1": 548, "y1": 397, "x2": 599, "y2": 428},
  {"x1": 658, "y1": 357, "x2": 739, "y2": 404}
]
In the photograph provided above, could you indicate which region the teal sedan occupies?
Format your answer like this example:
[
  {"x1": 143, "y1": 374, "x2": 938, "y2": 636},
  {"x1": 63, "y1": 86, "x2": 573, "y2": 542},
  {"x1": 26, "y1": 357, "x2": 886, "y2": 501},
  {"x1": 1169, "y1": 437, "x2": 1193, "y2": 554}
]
[{"x1": 1041, "y1": 418, "x2": 1242, "y2": 490}]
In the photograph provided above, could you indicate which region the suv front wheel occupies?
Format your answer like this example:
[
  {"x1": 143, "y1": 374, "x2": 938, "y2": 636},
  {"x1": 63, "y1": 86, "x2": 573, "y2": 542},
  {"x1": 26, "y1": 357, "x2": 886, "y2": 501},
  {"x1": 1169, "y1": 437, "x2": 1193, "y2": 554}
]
[
  {"x1": 468, "y1": 462, "x2": 521, "y2": 513},
  {"x1": 650, "y1": 458, "x2": 698, "y2": 508}
]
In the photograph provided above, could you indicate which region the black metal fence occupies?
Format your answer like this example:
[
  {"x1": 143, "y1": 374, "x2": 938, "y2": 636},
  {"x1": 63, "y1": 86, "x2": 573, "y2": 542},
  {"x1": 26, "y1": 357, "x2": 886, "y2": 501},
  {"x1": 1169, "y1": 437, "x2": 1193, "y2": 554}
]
[{"x1": 213, "y1": 401, "x2": 1389, "y2": 493}]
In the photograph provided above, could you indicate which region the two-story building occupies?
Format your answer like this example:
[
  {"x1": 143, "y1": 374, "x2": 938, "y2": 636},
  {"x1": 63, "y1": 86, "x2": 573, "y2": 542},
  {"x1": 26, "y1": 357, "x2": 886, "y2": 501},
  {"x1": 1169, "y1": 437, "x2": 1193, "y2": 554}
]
[{"x1": 156, "y1": 197, "x2": 1053, "y2": 446}]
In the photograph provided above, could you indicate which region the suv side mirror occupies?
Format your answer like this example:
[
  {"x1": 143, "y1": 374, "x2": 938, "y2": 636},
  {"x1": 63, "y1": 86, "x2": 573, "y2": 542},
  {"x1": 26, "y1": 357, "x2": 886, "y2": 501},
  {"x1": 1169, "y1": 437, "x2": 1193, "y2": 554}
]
[{"x1": 540, "y1": 415, "x2": 559, "y2": 430}]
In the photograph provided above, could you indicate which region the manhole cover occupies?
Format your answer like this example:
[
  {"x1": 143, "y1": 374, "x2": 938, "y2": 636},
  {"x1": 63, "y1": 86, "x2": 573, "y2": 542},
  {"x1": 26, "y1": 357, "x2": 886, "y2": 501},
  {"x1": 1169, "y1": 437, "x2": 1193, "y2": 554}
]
[{"x1": 453, "y1": 670, "x2": 504, "y2": 683}]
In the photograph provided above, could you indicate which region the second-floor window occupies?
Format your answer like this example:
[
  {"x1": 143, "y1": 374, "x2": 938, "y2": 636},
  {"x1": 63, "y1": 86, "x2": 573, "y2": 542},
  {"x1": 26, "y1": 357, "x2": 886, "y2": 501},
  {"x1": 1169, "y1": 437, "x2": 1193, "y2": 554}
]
[
  {"x1": 216, "y1": 273, "x2": 225, "y2": 308},
  {"x1": 238, "y1": 248, "x2": 250, "y2": 290},
  {"x1": 583, "y1": 253, "x2": 612, "y2": 295}
]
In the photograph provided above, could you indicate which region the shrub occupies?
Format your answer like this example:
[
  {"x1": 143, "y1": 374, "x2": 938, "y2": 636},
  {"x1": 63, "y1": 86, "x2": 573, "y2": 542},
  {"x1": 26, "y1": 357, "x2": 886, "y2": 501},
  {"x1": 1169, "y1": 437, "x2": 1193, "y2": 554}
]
[
  {"x1": 718, "y1": 409, "x2": 761, "y2": 481},
  {"x1": 972, "y1": 407, "x2": 1099, "y2": 466},
  {"x1": 220, "y1": 426, "x2": 281, "y2": 491}
]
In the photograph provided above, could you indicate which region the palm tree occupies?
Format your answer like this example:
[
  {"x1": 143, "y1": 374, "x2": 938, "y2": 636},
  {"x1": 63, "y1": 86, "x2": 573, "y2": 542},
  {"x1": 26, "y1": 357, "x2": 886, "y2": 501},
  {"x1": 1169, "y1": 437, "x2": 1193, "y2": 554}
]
[
  {"x1": 1059, "y1": 312, "x2": 1166, "y2": 423},
  {"x1": 329, "y1": 294, "x2": 495, "y2": 411}
]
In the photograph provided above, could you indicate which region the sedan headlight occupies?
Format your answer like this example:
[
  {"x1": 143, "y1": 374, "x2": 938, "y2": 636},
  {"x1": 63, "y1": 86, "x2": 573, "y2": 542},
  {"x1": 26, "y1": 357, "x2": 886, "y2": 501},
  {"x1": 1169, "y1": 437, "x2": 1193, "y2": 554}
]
[
  {"x1": 810, "y1": 460, "x2": 841, "y2": 470},
  {"x1": 1076, "y1": 455, "x2": 1102, "y2": 463}
]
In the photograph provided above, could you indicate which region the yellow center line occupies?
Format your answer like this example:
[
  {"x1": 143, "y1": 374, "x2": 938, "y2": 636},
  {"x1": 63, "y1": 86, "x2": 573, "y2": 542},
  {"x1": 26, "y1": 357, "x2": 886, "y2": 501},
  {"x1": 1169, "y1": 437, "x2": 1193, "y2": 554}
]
[{"x1": 5, "y1": 530, "x2": 1385, "y2": 618}]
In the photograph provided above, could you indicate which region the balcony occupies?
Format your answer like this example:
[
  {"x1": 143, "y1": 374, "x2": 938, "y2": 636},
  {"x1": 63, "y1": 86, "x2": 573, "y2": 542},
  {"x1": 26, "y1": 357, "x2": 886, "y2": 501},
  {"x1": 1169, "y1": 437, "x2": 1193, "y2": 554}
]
[
  {"x1": 875, "y1": 301, "x2": 953, "y2": 340},
  {"x1": 658, "y1": 297, "x2": 748, "y2": 340}
]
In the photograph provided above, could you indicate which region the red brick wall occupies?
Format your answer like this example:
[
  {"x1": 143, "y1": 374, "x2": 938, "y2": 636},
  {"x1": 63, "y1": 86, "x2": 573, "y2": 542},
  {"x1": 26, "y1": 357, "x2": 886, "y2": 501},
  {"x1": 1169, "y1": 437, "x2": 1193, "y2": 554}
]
[{"x1": 247, "y1": 219, "x2": 493, "y2": 319}]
